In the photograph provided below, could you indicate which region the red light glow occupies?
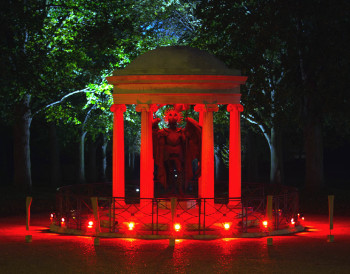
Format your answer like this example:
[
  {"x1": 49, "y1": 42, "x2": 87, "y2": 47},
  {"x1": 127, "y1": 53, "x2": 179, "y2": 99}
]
[
  {"x1": 61, "y1": 217, "x2": 65, "y2": 227},
  {"x1": 224, "y1": 223, "x2": 230, "y2": 230},
  {"x1": 174, "y1": 223, "x2": 181, "y2": 232},
  {"x1": 128, "y1": 222, "x2": 135, "y2": 230},
  {"x1": 291, "y1": 218, "x2": 295, "y2": 225},
  {"x1": 87, "y1": 221, "x2": 94, "y2": 229},
  {"x1": 262, "y1": 220, "x2": 268, "y2": 228}
]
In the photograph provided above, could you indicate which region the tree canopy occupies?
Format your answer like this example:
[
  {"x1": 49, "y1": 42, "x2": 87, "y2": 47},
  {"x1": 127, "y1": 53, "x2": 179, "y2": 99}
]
[{"x1": 1, "y1": 0, "x2": 349, "y2": 191}]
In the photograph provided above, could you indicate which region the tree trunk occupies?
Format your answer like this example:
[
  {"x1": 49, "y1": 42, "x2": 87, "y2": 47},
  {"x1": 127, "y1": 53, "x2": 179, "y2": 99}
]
[
  {"x1": 304, "y1": 105, "x2": 324, "y2": 189},
  {"x1": 78, "y1": 131, "x2": 87, "y2": 184},
  {"x1": 270, "y1": 127, "x2": 283, "y2": 184},
  {"x1": 13, "y1": 95, "x2": 32, "y2": 192},
  {"x1": 246, "y1": 130, "x2": 259, "y2": 182},
  {"x1": 49, "y1": 123, "x2": 61, "y2": 188},
  {"x1": 88, "y1": 138, "x2": 97, "y2": 183},
  {"x1": 296, "y1": 13, "x2": 324, "y2": 190},
  {"x1": 101, "y1": 135, "x2": 108, "y2": 182}
]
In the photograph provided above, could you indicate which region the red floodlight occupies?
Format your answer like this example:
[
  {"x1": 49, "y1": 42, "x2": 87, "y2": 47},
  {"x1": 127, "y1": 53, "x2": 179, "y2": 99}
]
[
  {"x1": 61, "y1": 217, "x2": 66, "y2": 227},
  {"x1": 174, "y1": 223, "x2": 181, "y2": 232},
  {"x1": 87, "y1": 220, "x2": 94, "y2": 229},
  {"x1": 262, "y1": 220, "x2": 268, "y2": 228},
  {"x1": 223, "y1": 223, "x2": 230, "y2": 230},
  {"x1": 128, "y1": 222, "x2": 135, "y2": 231}
]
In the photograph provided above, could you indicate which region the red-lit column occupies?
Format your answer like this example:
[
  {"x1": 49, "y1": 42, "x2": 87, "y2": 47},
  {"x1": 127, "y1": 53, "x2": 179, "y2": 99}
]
[
  {"x1": 227, "y1": 104, "x2": 244, "y2": 198},
  {"x1": 195, "y1": 104, "x2": 218, "y2": 199},
  {"x1": 110, "y1": 104, "x2": 127, "y2": 198},
  {"x1": 136, "y1": 104, "x2": 157, "y2": 204}
]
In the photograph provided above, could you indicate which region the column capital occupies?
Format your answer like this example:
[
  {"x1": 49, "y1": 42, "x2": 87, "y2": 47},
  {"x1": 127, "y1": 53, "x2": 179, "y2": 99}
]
[
  {"x1": 135, "y1": 104, "x2": 158, "y2": 112},
  {"x1": 194, "y1": 104, "x2": 219, "y2": 112},
  {"x1": 227, "y1": 104, "x2": 244, "y2": 113},
  {"x1": 110, "y1": 104, "x2": 126, "y2": 113}
]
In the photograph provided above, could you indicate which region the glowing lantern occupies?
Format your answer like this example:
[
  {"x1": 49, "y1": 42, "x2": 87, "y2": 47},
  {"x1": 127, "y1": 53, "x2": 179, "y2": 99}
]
[
  {"x1": 262, "y1": 220, "x2": 268, "y2": 228},
  {"x1": 87, "y1": 221, "x2": 94, "y2": 229},
  {"x1": 61, "y1": 217, "x2": 66, "y2": 227},
  {"x1": 128, "y1": 222, "x2": 135, "y2": 230},
  {"x1": 291, "y1": 218, "x2": 295, "y2": 225},
  {"x1": 224, "y1": 223, "x2": 230, "y2": 230},
  {"x1": 174, "y1": 223, "x2": 181, "y2": 232},
  {"x1": 50, "y1": 213, "x2": 54, "y2": 222}
]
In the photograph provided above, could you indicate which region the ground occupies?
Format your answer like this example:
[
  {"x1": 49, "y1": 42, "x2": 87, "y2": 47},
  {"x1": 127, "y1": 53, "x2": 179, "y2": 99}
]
[{"x1": 1, "y1": 213, "x2": 350, "y2": 273}]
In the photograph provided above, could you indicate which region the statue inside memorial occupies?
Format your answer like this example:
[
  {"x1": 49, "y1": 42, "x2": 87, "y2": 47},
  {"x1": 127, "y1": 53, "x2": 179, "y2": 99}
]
[{"x1": 153, "y1": 105, "x2": 202, "y2": 196}]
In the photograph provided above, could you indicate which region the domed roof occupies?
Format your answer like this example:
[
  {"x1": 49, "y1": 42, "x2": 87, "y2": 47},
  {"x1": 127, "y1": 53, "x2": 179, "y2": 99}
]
[
  {"x1": 113, "y1": 46, "x2": 241, "y2": 76},
  {"x1": 107, "y1": 46, "x2": 247, "y2": 105}
]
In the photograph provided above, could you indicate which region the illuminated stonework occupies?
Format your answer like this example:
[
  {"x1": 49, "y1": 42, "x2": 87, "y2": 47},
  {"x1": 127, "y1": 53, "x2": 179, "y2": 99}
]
[{"x1": 107, "y1": 46, "x2": 247, "y2": 200}]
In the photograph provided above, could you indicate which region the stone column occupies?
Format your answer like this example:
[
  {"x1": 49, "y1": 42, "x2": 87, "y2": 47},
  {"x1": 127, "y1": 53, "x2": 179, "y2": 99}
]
[
  {"x1": 136, "y1": 104, "x2": 158, "y2": 203},
  {"x1": 110, "y1": 104, "x2": 127, "y2": 198},
  {"x1": 194, "y1": 104, "x2": 218, "y2": 199},
  {"x1": 227, "y1": 104, "x2": 244, "y2": 198}
]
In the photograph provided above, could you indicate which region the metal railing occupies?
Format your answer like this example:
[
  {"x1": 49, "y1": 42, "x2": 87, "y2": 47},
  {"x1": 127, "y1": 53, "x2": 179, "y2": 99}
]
[{"x1": 52, "y1": 183, "x2": 299, "y2": 236}]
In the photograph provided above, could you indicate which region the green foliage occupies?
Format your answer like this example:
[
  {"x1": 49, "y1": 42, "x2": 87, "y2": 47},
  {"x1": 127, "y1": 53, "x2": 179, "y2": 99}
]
[
  {"x1": 39, "y1": 0, "x2": 199, "y2": 146},
  {"x1": 193, "y1": 0, "x2": 291, "y2": 132},
  {"x1": 0, "y1": 0, "x2": 198, "y2": 138}
]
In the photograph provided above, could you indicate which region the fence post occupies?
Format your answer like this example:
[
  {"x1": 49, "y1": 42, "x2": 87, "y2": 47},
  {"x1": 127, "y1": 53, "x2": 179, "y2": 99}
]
[
  {"x1": 91, "y1": 197, "x2": 101, "y2": 245},
  {"x1": 25, "y1": 196, "x2": 32, "y2": 242},
  {"x1": 171, "y1": 197, "x2": 177, "y2": 224},
  {"x1": 26, "y1": 196, "x2": 32, "y2": 231},
  {"x1": 169, "y1": 197, "x2": 177, "y2": 246},
  {"x1": 198, "y1": 199, "x2": 201, "y2": 235},
  {"x1": 328, "y1": 195, "x2": 334, "y2": 242},
  {"x1": 266, "y1": 195, "x2": 273, "y2": 245}
]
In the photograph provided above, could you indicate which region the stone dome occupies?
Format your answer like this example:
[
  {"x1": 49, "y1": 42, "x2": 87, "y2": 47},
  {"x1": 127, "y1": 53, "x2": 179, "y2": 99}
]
[
  {"x1": 107, "y1": 46, "x2": 247, "y2": 105},
  {"x1": 113, "y1": 46, "x2": 241, "y2": 76}
]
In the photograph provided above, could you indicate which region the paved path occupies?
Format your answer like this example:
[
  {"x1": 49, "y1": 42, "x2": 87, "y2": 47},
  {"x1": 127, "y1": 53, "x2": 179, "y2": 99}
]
[{"x1": 0, "y1": 214, "x2": 350, "y2": 273}]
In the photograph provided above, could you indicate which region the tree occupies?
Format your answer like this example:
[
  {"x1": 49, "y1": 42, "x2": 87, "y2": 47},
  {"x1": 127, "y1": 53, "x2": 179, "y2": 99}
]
[
  {"x1": 0, "y1": 0, "x2": 105, "y2": 190},
  {"x1": 193, "y1": 0, "x2": 289, "y2": 184},
  {"x1": 44, "y1": 80, "x2": 113, "y2": 183},
  {"x1": 193, "y1": 0, "x2": 350, "y2": 189},
  {"x1": 0, "y1": 0, "x2": 189, "y2": 190},
  {"x1": 285, "y1": 0, "x2": 350, "y2": 189}
]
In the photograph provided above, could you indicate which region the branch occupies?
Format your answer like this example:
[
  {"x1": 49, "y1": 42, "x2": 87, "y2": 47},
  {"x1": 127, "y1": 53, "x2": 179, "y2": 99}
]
[
  {"x1": 32, "y1": 88, "x2": 91, "y2": 118},
  {"x1": 82, "y1": 104, "x2": 96, "y2": 131},
  {"x1": 242, "y1": 113, "x2": 271, "y2": 149},
  {"x1": 242, "y1": 114, "x2": 258, "y2": 125},
  {"x1": 259, "y1": 124, "x2": 271, "y2": 149}
]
